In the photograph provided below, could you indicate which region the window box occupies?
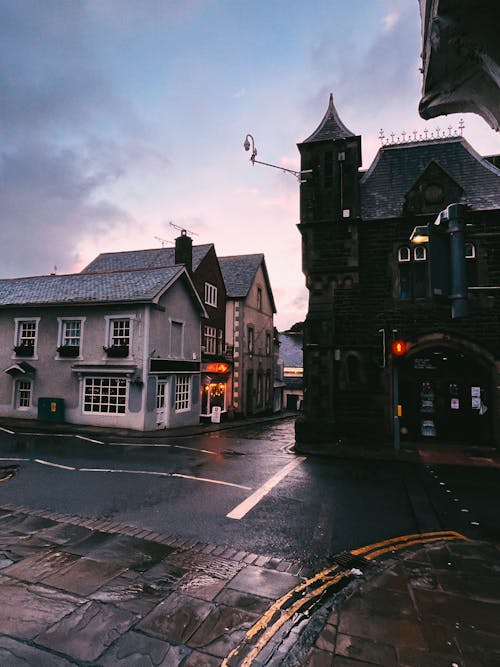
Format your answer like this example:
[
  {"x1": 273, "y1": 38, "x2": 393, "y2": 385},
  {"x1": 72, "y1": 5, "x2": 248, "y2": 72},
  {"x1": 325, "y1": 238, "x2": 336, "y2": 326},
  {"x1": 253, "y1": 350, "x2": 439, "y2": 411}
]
[
  {"x1": 103, "y1": 345, "x2": 129, "y2": 358},
  {"x1": 13, "y1": 344, "x2": 35, "y2": 357},
  {"x1": 57, "y1": 345, "x2": 80, "y2": 358}
]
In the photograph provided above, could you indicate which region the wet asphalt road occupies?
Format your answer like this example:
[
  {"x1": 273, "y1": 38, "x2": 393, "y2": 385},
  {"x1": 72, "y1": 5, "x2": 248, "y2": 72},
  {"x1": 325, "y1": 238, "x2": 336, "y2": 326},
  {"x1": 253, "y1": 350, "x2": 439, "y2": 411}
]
[{"x1": 0, "y1": 418, "x2": 499, "y2": 568}]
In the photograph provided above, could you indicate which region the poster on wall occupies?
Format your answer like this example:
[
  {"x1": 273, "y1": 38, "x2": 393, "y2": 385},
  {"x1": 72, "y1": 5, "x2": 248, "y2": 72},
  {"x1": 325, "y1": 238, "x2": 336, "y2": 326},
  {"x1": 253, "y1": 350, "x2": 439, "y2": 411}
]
[{"x1": 451, "y1": 398, "x2": 460, "y2": 410}]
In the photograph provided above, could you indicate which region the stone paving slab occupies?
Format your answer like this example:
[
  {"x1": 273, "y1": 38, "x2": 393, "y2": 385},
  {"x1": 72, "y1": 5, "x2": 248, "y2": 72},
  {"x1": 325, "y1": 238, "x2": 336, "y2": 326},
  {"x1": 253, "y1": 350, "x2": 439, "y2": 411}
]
[
  {"x1": 92, "y1": 629, "x2": 177, "y2": 666},
  {"x1": 138, "y1": 592, "x2": 215, "y2": 645},
  {"x1": 188, "y1": 603, "x2": 259, "y2": 658},
  {"x1": 0, "y1": 636, "x2": 78, "y2": 666},
  {"x1": 34, "y1": 600, "x2": 138, "y2": 662},
  {"x1": 70, "y1": 532, "x2": 175, "y2": 571},
  {"x1": 227, "y1": 563, "x2": 302, "y2": 599},
  {"x1": 0, "y1": 576, "x2": 83, "y2": 640},
  {"x1": 2, "y1": 548, "x2": 79, "y2": 583},
  {"x1": 41, "y1": 556, "x2": 126, "y2": 595}
]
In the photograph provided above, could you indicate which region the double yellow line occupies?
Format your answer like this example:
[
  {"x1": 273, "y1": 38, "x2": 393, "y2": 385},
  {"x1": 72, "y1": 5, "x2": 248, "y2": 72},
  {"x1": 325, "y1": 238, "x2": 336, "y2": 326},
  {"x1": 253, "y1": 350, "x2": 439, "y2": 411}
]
[{"x1": 222, "y1": 530, "x2": 466, "y2": 667}]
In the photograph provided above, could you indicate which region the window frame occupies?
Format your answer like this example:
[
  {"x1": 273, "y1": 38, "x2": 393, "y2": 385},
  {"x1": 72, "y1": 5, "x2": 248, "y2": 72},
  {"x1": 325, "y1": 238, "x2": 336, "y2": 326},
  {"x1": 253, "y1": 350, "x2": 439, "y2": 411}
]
[
  {"x1": 16, "y1": 379, "x2": 33, "y2": 409},
  {"x1": 104, "y1": 314, "x2": 134, "y2": 356},
  {"x1": 265, "y1": 331, "x2": 271, "y2": 356},
  {"x1": 204, "y1": 282, "x2": 218, "y2": 308},
  {"x1": 57, "y1": 317, "x2": 84, "y2": 358},
  {"x1": 170, "y1": 319, "x2": 184, "y2": 358},
  {"x1": 82, "y1": 376, "x2": 128, "y2": 415},
  {"x1": 204, "y1": 325, "x2": 217, "y2": 355},
  {"x1": 256, "y1": 287, "x2": 262, "y2": 311},
  {"x1": 14, "y1": 317, "x2": 40, "y2": 357},
  {"x1": 175, "y1": 375, "x2": 191, "y2": 412},
  {"x1": 247, "y1": 326, "x2": 254, "y2": 355}
]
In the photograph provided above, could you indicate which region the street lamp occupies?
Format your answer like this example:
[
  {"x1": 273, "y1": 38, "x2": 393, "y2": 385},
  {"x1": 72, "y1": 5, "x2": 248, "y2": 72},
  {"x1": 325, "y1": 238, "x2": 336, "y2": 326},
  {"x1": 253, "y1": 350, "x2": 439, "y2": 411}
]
[
  {"x1": 409, "y1": 225, "x2": 429, "y2": 245},
  {"x1": 243, "y1": 134, "x2": 312, "y2": 182}
]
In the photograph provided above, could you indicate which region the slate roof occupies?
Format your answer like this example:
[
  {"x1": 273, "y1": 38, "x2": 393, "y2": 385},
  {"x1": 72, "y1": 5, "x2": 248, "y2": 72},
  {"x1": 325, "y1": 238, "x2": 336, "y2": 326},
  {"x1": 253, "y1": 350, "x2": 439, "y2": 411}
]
[
  {"x1": 360, "y1": 137, "x2": 500, "y2": 219},
  {"x1": 278, "y1": 332, "x2": 303, "y2": 367},
  {"x1": 0, "y1": 266, "x2": 186, "y2": 307},
  {"x1": 219, "y1": 254, "x2": 277, "y2": 313},
  {"x1": 301, "y1": 94, "x2": 355, "y2": 143},
  {"x1": 82, "y1": 244, "x2": 214, "y2": 273}
]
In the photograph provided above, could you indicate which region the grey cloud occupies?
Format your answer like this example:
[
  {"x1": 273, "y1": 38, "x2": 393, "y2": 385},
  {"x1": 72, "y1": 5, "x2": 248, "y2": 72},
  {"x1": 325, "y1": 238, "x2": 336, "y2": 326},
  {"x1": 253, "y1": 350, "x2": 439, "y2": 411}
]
[
  {"x1": 308, "y1": 8, "x2": 420, "y2": 114},
  {"x1": 0, "y1": 143, "x2": 132, "y2": 277}
]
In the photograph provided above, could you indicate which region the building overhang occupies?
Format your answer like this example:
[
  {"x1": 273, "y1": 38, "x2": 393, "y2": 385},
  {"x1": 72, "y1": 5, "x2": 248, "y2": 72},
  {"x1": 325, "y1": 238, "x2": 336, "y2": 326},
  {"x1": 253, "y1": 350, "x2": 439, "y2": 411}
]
[{"x1": 3, "y1": 362, "x2": 36, "y2": 377}]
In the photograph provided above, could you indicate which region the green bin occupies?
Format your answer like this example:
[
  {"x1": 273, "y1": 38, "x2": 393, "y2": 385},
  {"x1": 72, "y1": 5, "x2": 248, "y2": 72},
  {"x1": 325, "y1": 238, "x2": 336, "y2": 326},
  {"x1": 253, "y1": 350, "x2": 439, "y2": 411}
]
[{"x1": 38, "y1": 397, "x2": 65, "y2": 423}]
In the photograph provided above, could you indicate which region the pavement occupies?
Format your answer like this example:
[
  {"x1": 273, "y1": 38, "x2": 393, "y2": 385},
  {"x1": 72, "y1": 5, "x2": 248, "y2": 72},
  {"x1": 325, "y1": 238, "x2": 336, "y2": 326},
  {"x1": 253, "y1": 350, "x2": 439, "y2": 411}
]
[{"x1": 0, "y1": 414, "x2": 499, "y2": 665}]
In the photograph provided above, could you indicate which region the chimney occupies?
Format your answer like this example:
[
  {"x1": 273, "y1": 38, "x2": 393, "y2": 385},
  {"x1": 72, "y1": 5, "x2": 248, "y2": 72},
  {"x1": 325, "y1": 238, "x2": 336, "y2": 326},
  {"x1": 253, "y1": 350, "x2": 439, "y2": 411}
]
[{"x1": 175, "y1": 230, "x2": 193, "y2": 274}]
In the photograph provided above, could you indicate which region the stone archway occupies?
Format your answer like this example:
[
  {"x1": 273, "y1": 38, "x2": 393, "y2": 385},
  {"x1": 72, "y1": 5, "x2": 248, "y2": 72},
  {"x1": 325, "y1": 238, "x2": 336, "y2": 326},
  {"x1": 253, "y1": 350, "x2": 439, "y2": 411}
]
[{"x1": 398, "y1": 334, "x2": 495, "y2": 444}]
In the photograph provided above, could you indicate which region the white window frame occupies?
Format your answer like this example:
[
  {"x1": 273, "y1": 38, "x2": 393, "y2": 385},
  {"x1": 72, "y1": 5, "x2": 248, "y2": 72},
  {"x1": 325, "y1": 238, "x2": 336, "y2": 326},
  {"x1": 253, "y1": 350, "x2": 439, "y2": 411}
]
[
  {"x1": 104, "y1": 314, "x2": 135, "y2": 351},
  {"x1": 57, "y1": 317, "x2": 84, "y2": 355},
  {"x1": 465, "y1": 242, "x2": 476, "y2": 259},
  {"x1": 397, "y1": 247, "x2": 411, "y2": 263},
  {"x1": 16, "y1": 379, "x2": 32, "y2": 410},
  {"x1": 175, "y1": 375, "x2": 191, "y2": 412},
  {"x1": 205, "y1": 283, "x2": 218, "y2": 307},
  {"x1": 82, "y1": 377, "x2": 128, "y2": 415},
  {"x1": 204, "y1": 325, "x2": 217, "y2": 354},
  {"x1": 413, "y1": 245, "x2": 427, "y2": 261},
  {"x1": 14, "y1": 317, "x2": 40, "y2": 358}
]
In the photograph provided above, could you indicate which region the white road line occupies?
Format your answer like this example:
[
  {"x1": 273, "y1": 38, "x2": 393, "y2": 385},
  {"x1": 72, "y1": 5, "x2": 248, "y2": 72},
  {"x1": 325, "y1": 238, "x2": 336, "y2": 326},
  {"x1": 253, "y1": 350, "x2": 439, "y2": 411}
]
[
  {"x1": 0, "y1": 426, "x2": 15, "y2": 434},
  {"x1": 171, "y1": 473, "x2": 251, "y2": 489},
  {"x1": 79, "y1": 467, "x2": 251, "y2": 489},
  {"x1": 171, "y1": 444, "x2": 219, "y2": 455},
  {"x1": 0, "y1": 457, "x2": 29, "y2": 461},
  {"x1": 35, "y1": 459, "x2": 76, "y2": 471},
  {"x1": 226, "y1": 456, "x2": 306, "y2": 520},
  {"x1": 75, "y1": 435, "x2": 104, "y2": 444},
  {"x1": 80, "y1": 468, "x2": 171, "y2": 476},
  {"x1": 107, "y1": 442, "x2": 219, "y2": 455},
  {"x1": 22, "y1": 432, "x2": 69, "y2": 437}
]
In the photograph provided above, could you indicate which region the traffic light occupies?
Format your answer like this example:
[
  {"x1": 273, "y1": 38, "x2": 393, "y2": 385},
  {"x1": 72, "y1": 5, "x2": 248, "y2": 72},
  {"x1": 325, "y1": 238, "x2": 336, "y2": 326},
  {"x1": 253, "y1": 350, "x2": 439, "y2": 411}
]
[
  {"x1": 391, "y1": 340, "x2": 407, "y2": 357},
  {"x1": 426, "y1": 203, "x2": 468, "y2": 318}
]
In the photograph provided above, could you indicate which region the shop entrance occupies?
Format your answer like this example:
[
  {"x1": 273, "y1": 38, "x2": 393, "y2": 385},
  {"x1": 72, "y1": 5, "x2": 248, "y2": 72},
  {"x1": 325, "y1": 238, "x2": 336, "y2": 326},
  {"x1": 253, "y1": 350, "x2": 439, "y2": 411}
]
[{"x1": 399, "y1": 347, "x2": 492, "y2": 444}]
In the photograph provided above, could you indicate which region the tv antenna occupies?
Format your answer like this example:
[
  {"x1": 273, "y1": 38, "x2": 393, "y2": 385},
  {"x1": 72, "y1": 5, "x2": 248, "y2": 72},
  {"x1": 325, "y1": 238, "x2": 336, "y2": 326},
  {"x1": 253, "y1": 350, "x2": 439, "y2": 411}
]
[
  {"x1": 154, "y1": 236, "x2": 172, "y2": 247},
  {"x1": 169, "y1": 221, "x2": 198, "y2": 237}
]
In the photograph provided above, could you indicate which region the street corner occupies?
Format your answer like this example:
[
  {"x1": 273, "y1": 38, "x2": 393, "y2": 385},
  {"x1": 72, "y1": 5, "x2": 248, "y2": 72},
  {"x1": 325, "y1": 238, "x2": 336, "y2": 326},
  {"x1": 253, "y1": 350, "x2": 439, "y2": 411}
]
[{"x1": 221, "y1": 530, "x2": 471, "y2": 666}]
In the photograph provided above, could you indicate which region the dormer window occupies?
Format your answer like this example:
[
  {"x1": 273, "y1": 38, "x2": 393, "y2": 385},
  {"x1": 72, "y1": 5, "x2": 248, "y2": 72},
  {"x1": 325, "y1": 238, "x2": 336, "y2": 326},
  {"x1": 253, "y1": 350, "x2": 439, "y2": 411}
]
[
  {"x1": 398, "y1": 246, "x2": 411, "y2": 263},
  {"x1": 414, "y1": 245, "x2": 427, "y2": 261},
  {"x1": 397, "y1": 245, "x2": 428, "y2": 300}
]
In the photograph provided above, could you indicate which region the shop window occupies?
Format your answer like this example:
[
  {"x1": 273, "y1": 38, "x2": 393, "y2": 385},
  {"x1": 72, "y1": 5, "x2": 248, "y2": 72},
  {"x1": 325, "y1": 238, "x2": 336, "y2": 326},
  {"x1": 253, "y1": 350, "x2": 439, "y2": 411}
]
[
  {"x1": 175, "y1": 376, "x2": 190, "y2": 411},
  {"x1": 83, "y1": 377, "x2": 127, "y2": 414}
]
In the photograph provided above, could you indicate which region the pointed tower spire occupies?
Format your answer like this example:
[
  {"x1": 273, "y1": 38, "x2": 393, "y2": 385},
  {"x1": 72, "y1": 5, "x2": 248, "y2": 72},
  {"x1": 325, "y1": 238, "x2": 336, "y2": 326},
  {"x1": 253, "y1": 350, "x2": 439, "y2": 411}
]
[{"x1": 302, "y1": 93, "x2": 354, "y2": 143}]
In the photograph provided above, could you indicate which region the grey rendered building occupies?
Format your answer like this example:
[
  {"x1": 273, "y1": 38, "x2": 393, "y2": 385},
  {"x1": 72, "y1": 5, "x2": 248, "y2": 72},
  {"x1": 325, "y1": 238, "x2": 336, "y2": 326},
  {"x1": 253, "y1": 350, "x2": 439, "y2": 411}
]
[{"x1": 0, "y1": 266, "x2": 206, "y2": 430}]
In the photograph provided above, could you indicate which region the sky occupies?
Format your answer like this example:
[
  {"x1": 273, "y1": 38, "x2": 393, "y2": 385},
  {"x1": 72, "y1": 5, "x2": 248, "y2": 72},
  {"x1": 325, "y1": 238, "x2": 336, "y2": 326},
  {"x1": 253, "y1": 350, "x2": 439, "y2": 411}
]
[{"x1": 1, "y1": 0, "x2": 499, "y2": 331}]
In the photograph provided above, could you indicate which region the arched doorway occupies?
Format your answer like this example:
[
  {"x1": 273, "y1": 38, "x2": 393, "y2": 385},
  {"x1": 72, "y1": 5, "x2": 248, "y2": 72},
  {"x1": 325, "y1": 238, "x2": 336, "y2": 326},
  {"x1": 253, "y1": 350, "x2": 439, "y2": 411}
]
[{"x1": 399, "y1": 342, "x2": 493, "y2": 444}]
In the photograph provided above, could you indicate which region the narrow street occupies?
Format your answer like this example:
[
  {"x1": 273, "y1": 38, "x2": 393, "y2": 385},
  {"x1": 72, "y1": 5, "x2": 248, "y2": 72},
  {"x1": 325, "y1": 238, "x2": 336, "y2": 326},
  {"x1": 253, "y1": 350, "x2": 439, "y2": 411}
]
[{"x1": 1, "y1": 417, "x2": 498, "y2": 571}]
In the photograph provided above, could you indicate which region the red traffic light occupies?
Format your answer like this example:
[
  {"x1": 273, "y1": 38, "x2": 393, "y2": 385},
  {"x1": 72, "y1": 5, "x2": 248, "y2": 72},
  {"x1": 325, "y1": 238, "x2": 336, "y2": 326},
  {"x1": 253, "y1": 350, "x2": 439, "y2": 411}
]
[{"x1": 391, "y1": 340, "x2": 407, "y2": 356}]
